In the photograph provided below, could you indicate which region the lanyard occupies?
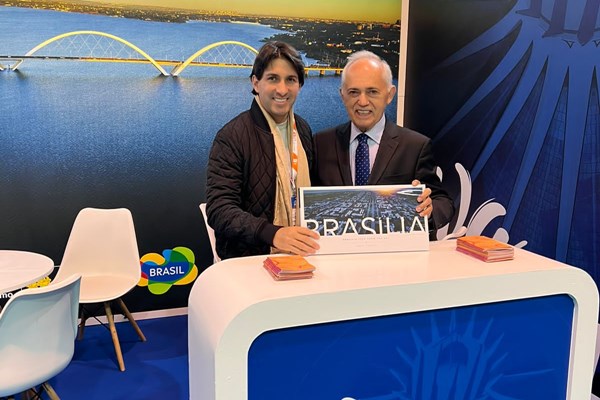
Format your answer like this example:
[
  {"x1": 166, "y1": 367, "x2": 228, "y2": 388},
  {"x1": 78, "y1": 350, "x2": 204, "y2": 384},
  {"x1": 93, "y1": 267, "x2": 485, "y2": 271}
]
[{"x1": 290, "y1": 120, "x2": 299, "y2": 225}]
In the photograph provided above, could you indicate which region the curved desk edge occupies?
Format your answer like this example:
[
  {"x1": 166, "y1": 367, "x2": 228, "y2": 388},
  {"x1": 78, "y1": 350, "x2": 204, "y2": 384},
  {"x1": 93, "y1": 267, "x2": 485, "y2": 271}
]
[{"x1": 188, "y1": 243, "x2": 599, "y2": 399}]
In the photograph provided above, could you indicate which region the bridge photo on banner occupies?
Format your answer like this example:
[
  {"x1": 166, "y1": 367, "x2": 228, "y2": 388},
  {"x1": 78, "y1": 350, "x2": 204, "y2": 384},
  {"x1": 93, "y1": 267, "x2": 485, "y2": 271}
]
[{"x1": 0, "y1": 1, "x2": 399, "y2": 311}]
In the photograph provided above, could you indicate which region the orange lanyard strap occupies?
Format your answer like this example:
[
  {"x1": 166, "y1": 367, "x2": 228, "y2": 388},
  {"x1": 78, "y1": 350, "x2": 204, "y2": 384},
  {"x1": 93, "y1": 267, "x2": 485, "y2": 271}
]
[{"x1": 290, "y1": 120, "x2": 299, "y2": 224}]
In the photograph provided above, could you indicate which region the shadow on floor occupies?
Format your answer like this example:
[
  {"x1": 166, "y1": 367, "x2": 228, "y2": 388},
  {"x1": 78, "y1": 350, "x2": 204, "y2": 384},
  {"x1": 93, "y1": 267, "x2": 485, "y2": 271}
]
[{"x1": 50, "y1": 315, "x2": 188, "y2": 400}]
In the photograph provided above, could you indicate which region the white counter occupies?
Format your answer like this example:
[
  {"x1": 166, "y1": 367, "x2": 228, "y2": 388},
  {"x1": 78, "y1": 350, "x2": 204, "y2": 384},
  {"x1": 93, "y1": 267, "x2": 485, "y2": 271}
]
[{"x1": 188, "y1": 240, "x2": 599, "y2": 399}]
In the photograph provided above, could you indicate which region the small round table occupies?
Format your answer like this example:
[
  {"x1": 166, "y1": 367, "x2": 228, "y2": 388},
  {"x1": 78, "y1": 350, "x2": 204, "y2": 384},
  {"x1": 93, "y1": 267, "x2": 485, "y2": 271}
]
[{"x1": 0, "y1": 250, "x2": 55, "y2": 293}]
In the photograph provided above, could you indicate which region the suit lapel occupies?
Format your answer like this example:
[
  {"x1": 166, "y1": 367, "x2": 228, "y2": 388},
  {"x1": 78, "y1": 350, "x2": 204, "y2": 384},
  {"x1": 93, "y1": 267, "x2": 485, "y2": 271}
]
[
  {"x1": 369, "y1": 122, "x2": 399, "y2": 184},
  {"x1": 335, "y1": 124, "x2": 353, "y2": 185}
]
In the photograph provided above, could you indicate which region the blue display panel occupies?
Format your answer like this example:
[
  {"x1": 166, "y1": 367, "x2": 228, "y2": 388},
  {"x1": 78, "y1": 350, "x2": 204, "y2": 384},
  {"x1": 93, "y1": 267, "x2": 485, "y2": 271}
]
[{"x1": 248, "y1": 295, "x2": 574, "y2": 399}]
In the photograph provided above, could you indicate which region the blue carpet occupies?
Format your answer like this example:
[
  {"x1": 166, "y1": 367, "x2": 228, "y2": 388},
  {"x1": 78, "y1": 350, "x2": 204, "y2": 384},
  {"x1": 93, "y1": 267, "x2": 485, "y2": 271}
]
[{"x1": 49, "y1": 315, "x2": 189, "y2": 400}]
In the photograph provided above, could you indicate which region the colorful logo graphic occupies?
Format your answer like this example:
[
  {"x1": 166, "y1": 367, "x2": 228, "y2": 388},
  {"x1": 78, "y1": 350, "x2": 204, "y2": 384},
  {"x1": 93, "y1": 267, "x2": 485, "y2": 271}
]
[{"x1": 139, "y1": 246, "x2": 199, "y2": 295}]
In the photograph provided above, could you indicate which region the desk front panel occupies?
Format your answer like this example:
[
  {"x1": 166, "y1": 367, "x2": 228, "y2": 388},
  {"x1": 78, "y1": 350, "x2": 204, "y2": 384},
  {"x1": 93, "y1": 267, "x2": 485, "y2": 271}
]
[{"x1": 248, "y1": 294, "x2": 573, "y2": 399}]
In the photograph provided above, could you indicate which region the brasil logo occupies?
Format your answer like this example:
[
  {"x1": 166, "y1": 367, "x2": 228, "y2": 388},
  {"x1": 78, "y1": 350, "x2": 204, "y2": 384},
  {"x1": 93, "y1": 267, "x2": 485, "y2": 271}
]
[{"x1": 139, "y1": 246, "x2": 199, "y2": 295}]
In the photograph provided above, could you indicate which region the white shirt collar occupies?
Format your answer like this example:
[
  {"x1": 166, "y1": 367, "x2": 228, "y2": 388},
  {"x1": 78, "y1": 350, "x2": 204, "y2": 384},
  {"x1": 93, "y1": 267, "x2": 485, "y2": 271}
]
[{"x1": 350, "y1": 115, "x2": 386, "y2": 144}]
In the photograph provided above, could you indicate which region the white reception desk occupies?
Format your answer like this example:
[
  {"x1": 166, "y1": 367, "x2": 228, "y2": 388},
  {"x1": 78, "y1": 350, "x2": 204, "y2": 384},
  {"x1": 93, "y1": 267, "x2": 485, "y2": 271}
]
[{"x1": 188, "y1": 240, "x2": 599, "y2": 400}]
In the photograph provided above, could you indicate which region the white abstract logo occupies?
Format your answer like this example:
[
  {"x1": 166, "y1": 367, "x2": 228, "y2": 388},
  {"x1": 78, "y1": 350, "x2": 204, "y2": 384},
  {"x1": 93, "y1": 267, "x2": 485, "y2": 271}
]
[{"x1": 436, "y1": 163, "x2": 527, "y2": 248}]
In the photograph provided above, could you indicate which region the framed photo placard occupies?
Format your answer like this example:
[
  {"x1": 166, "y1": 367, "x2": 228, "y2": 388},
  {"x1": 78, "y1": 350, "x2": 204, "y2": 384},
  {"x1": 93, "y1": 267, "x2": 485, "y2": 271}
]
[{"x1": 298, "y1": 185, "x2": 430, "y2": 255}]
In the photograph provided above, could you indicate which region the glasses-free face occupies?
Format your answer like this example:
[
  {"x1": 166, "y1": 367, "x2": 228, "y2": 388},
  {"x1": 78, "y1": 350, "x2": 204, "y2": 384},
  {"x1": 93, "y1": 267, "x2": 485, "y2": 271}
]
[
  {"x1": 340, "y1": 58, "x2": 396, "y2": 132},
  {"x1": 252, "y1": 58, "x2": 301, "y2": 124}
]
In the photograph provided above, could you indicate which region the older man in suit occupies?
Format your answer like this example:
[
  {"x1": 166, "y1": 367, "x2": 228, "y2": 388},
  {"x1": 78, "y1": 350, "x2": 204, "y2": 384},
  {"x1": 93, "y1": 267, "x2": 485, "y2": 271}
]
[{"x1": 313, "y1": 50, "x2": 455, "y2": 236}]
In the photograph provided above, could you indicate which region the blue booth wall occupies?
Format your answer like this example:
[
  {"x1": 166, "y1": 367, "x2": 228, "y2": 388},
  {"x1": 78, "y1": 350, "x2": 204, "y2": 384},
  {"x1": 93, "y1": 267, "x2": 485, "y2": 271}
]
[{"x1": 401, "y1": 0, "x2": 599, "y2": 285}]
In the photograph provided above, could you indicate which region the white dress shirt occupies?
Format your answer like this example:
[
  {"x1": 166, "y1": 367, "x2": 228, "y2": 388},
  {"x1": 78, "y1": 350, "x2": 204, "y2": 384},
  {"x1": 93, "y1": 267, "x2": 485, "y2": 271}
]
[{"x1": 349, "y1": 115, "x2": 386, "y2": 184}]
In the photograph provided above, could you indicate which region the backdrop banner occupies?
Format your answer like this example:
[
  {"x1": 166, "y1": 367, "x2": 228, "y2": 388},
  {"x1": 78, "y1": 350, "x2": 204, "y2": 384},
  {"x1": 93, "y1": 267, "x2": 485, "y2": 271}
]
[{"x1": 0, "y1": 1, "x2": 400, "y2": 311}]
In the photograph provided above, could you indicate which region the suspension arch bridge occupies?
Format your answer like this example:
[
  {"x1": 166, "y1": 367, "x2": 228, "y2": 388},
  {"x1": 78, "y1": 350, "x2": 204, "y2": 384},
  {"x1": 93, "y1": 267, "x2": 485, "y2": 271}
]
[{"x1": 0, "y1": 30, "x2": 342, "y2": 77}]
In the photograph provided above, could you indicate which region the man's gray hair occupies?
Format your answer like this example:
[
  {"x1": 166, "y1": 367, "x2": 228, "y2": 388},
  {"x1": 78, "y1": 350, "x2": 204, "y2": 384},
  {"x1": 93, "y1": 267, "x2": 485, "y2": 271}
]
[{"x1": 341, "y1": 50, "x2": 393, "y2": 88}]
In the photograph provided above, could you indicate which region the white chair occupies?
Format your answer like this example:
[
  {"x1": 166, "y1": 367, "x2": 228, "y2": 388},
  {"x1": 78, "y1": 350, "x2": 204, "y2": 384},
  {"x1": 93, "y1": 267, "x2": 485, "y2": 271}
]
[
  {"x1": 53, "y1": 207, "x2": 146, "y2": 372},
  {"x1": 0, "y1": 274, "x2": 81, "y2": 399},
  {"x1": 200, "y1": 203, "x2": 221, "y2": 264}
]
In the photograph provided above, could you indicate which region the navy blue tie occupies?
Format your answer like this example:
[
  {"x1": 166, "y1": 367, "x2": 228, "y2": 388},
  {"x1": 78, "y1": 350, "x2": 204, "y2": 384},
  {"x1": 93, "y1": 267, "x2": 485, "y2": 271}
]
[{"x1": 355, "y1": 133, "x2": 370, "y2": 185}]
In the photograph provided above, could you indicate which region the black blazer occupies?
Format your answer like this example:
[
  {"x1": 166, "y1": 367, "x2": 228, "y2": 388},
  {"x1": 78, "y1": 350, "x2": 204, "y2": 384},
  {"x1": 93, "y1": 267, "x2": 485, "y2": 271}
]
[{"x1": 313, "y1": 120, "x2": 455, "y2": 232}]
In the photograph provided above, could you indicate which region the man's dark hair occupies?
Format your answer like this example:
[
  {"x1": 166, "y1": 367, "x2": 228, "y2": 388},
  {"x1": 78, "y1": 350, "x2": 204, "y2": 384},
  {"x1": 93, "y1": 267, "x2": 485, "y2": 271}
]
[{"x1": 250, "y1": 41, "x2": 305, "y2": 95}]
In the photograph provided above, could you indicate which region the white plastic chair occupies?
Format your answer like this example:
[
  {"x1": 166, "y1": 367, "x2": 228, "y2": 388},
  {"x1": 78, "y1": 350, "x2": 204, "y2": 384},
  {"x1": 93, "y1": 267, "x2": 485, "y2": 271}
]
[
  {"x1": 200, "y1": 203, "x2": 221, "y2": 264},
  {"x1": 53, "y1": 207, "x2": 146, "y2": 372},
  {"x1": 0, "y1": 274, "x2": 81, "y2": 399}
]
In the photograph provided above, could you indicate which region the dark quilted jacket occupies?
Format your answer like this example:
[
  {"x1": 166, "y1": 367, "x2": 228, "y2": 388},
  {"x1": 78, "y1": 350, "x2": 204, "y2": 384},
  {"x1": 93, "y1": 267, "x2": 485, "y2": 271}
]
[{"x1": 206, "y1": 99, "x2": 314, "y2": 260}]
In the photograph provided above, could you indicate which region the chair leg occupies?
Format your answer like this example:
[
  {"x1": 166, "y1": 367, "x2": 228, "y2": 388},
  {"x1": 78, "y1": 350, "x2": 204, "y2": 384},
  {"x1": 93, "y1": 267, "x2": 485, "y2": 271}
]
[
  {"x1": 104, "y1": 302, "x2": 125, "y2": 372},
  {"x1": 41, "y1": 382, "x2": 60, "y2": 400},
  {"x1": 19, "y1": 390, "x2": 35, "y2": 400},
  {"x1": 117, "y1": 298, "x2": 147, "y2": 342},
  {"x1": 77, "y1": 307, "x2": 88, "y2": 341},
  {"x1": 19, "y1": 388, "x2": 39, "y2": 400}
]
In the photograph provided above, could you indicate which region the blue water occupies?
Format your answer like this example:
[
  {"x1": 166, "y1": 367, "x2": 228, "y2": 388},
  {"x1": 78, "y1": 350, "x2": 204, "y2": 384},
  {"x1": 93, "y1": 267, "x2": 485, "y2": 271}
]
[{"x1": 0, "y1": 6, "x2": 397, "y2": 276}]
